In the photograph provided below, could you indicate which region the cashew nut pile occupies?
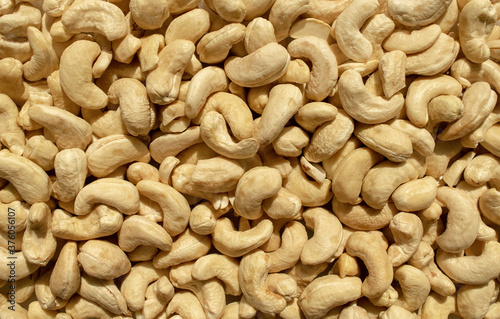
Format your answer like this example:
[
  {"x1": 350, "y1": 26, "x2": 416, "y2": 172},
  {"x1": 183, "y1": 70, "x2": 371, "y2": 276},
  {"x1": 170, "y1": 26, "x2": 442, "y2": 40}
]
[{"x1": 2, "y1": 0, "x2": 500, "y2": 318}]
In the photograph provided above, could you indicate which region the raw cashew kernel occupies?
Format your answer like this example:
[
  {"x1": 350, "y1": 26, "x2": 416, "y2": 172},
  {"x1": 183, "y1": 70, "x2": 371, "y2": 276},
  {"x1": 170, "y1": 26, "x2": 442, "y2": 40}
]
[
  {"x1": 387, "y1": 212, "x2": 423, "y2": 266},
  {"x1": 388, "y1": 0, "x2": 452, "y2": 26},
  {"x1": 78, "y1": 239, "x2": 131, "y2": 280},
  {"x1": 383, "y1": 24, "x2": 442, "y2": 54}
]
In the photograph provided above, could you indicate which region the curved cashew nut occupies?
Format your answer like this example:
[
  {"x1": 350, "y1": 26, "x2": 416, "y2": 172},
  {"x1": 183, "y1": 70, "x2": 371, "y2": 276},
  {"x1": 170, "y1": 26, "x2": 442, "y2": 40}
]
[
  {"x1": 129, "y1": 0, "x2": 169, "y2": 30},
  {"x1": 146, "y1": 39, "x2": 195, "y2": 105},
  {"x1": 86, "y1": 134, "x2": 150, "y2": 177},
  {"x1": 479, "y1": 188, "x2": 500, "y2": 225},
  {"x1": 339, "y1": 69, "x2": 404, "y2": 124},
  {"x1": 405, "y1": 33, "x2": 460, "y2": 76},
  {"x1": 52, "y1": 149, "x2": 87, "y2": 202},
  {"x1": 211, "y1": 217, "x2": 273, "y2": 257},
  {"x1": 77, "y1": 274, "x2": 130, "y2": 316},
  {"x1": 0, "y1": 94, "x2": 24, "y2": 155},
  {"x1": 244, "y1": 17, "x2": 276, "y2": 54},
  {"x1": 262, "y1": 187, "x2": 302, "y2": 220},
  {"x1": 190, "y1": 156, "x2": 245, "y2": 193},
  {"x1": 436, "y1": 240, "x2": 500, "y2": 284},
  {"x1": 335, "y1": 0, "x2": 379, "y2": 62},
  {"x1": 239, "y1": 250, "x2": 287, "y2": 314},
  {"x1": 435, "y1": 186, "x2": 480, "y2": 253},
  {"x1": 150, "y1": 126, "x2": 203, "y2": 163},
  {"x1": 61, "y1": 0, "x2": 127, "y2": 41},
  {"x1": 166, "y1": 290, "x2": 207, "y2": 319},
  {"x1": 59, "y1": 40, "x2": 108, "y2": 109},
  {"x1": 266, "y1": 221, "x2": 308, "y2": 273},
  {"x1": 345, "y1": 231, "x2": 393, "y2": 298},
  {"x1": 299, "y1": 275, "x2": 363, "y2": 319},
  {"x1": 387, "y1": 212, "x2": 423, "y2": 266},
  {"x1": 301, "y1": 208, "x2": 343, "y2": 265},
  {"x1": 388, "y1": 0, "x2": 452, "y2": 26},
  {"x1": 224, "y1": 42, "x2": 290, "y2": 87},
  {"x1": 126, "y1": 162, "x2": 160, "y2": 185},
  {"x1": 165, "y1": 8, "x2": 210, "y2": 45},
  {"x1": 295, "y1": 101, "x2": 338, "y2": 133},
  {"x1": 28, "y1": 104, "x2": 93, "y2": 150},
  {"x1": 459, "y1": 0, "x2": 496, "y2": 63},
  {"x1": 457, "y1": 279, "x2": 497, "y2": 319},
  {"x1": 108, "y1": 78, "x2": 155, "y2": 136},
  {"x1": 74, "y1": 178, "x2": 140, "y2": 216},
  {"x1": 391, "y1": 176, "x2": 437, "y2": 212},
  {"x1": 268, "y1": 0, "x2": 310, "y2": 42},
  {"x1": 392, "y1": 265, "x2": 430, "y2": 312},
  {"x1": 22, "y1": 203, "x2": 57, "y2": 267},
  {"x1": 383, "y1": 24, "x2": 442, "y2": 54},
  {"x1": 197, "y1": 23, "x2": 246, "y2": 64},
  {"x1": 451, "y1": 57, "x2": 500, "y2": 93},
  {"x1": 77, "y1": 240, "x2": 131, "y2": 281},
  {"x1": 153, "y1": 228, "x2": 211, "y2": 269},
  {"x1": 0, "y1": 3, "x2": 41, "y2": 37},
  {"x1": 184, "y1": 67, "x2": 228, "y2": 119},
  {"x1": 439, "y1": 82, "x2": 497, "y2": 141},
  {"x1": 355, "y1": 123, "x2": 413, "y2": 162},
  {"x1": 136, "y1": 180, "x2": 191, "y2": 236},
  {"x1": 388, "y1": 119, "x2": 436, "y2": 156},
  {"x1": 192, "y1": 254, "x2": 241, "y2": 296},
  {"x1": 305, "y1": 0, "x2": 352, "y2": 24},
  {"x1": 51, "y1": 205, "x2": 123, "y2": 240},
  {"x1": 23, "y1": 26, "x2": 58, "y2": 82},
  {"x1": 287, "y1": 36, "x2": 338, "y2": 101},
  {"x1": 420, "y1": 293, "x2": 457, "y2": 319},
  {"x1": 233, "y1": 167, "x2": 282, "y2": 220},
  {"x1": 0, "y1": 57, "x2": 27, "y2": 106},
  {"x1": 118, "y1": 215, "x2": 172, "y2": 252},
  {"x1": 361, "y1": 160, "x2": 419, "y2": 209},
  {"x1": 49, "y1": 241, "x2": 79, "y2": 301},
  {"x1": 0, "y1": 150, "x2": 51, "y2": 205}
]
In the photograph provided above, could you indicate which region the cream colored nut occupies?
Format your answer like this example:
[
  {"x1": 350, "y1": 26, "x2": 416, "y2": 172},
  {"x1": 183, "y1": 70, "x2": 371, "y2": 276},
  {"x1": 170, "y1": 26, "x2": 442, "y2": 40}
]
[
  {"x1": 65, "y1": 295, "x2": 119, "y2": 318},
  {"x1": 452, "y1": 57, "x2": 500, "y2": 93},
  {"x1": 86, "y1": 134, "x2": 150, "y2": 177},
  {"x1": 345, "y1": 231, "x2": 393, "y2": 299},
  {"x1": 268, "y1": 0, "x2": 310, "y2": 42},
  {"x1": 244, "y1": 17, "x2": 276, "y2": 54},
  {"x1": 49, "y1": 241, "x2": 79, "y2": 300},
  {"x1": 440, "y1": 82, "x2": 497, "y2": 141},
  {"x1": 74, "y1": 178, "x2": 139, "y2": 216},
  {"x1": 78, "y1": 273, "x2": 130, "y2": 316},
  {"x1": 164, "y1": 8, "x2": 209, "y2": 46},
  {"x1": 128, "y1": 246, "x2": 158, "y2": 263},
  {"x1": 35, "y1": 270, "x2": 68, "y2": 310},
  {"x1": 294, "y1": 101, "x2": 338, "y2": 133},
  {"x1": 233, "y1": 167, "x2": 281, "y2": 220},
  {"x1": 335, "y1": 0, "x2": 378, "y2": 62},
  {"x1": 78, "y1": 239, "x2": 131, "y2": 280},
  {"x1": 52, "y1": 149, "x2": 87, "y2": 202},
  {"x1": 192, "y1": 253, "x2": 240, "y2": 296},
  {"x1": 189, "y1": 202, "x2": 224, "y2": 235},
  {"x1": 204, "y1": 0, "x2": 246, "y2": 22},
  {"x1": 405, "y1": 33, "x2": 460, "y2": 76},
  {"x1": 339, "y1": 69, "x2": 404, "y2": 124},
  {"x1": 0, "y1": 94, "x2": 25, "y2": 155},
  {"x1": 323, "y1": 136, "x2": 362, "y2": 180},
  {"x1": 283, "y1": 158, "x2": 333, "y2": 207},
  {"x1": 461, "y1": 103, "x2": 500, "y2": 148},
  {"x1": 28, "y1": 104, "x2": 92, "y2": 150},
  {"x1": 138, "y1": 34, "x2": 164, "y2": 73},
  {"x1": 262, "y1": 188, "x2": 302, "y2": 220},
  {"x1": 22, "y1": 203, "x2": 56, "y2": 267},
  {"x1": 299, "y1": 275, "x2": 363, "y2": 319},
  {"x1": 27, "y1": 301, "x2": 59, "y2": 318},
  {"x1": 265, "y1": 273, "x2": 297, "y2": 302},
  {"x1": 184, "y1": 67, "x2": 228, "y2": 119},
  {"x1": 479, "y1": 188, "x2": 500, "y2": 225},
  {"x1": 457, "y1": 280, "x2": 497, "y2": 319},
  {"x1": 0, "y1": 184, "x2": 23, "y2": 205},
  {"x1": 301, "y1": 207, "x2": 342, "y2": 265},
  {"x1": 112, "y1": 31, "x2": 142, "y2": 64},
  {"x1": 382, "y1": 24, "x2": 442, "y2": 54},
  {"x1": 0, "y1": 302, "x2": 28, "y2": 318},
  {"x1": 43, "y1": 0, "x2": 74, "y2": 17},
  {"x1": 170, "y1": 262, "x2": 226, "y2": 319},
  {"x1": 0, "y1": 3, "x2": 41, "y2": 37},
  {"x1": 254, "y1": 216, "x2": 287, "y2": 253},
  {"x1": 190, "y1": 156, "x2": 245, "y2": 193},
  {"x1": 272, "y1": 126, "x2": 310, "y2": 157},
  {"x1": 138, "y1": 195, "x2": 163, "y2": 223},
  {"x1": 0, "y1": 33, "x2": 32, "y2": 65},
  {"x1": 338, "y1": 302, "x2": 369, "y2": 319},
  {"x1": 0, "y1": 150, "x2": 51, "y2": 204},
  {"x1": 158, "y1": 156, "x2": 180, "y2": 185},
  {"x1": 420, "y1": 293, "x2": 457, "y2": 319},
  {"x1": 136, "y1": 180, "x2": 191, "y2": 236},
  {"x1": 436, "y1": 240, "x2": 500, "y2": 284},
  {"x1": 120, "y1": 261, "x2": 167, "y2": 312},
  {"x1": 258, "y1": 144, "x2": 292, "y2": 178},
  {"x1": 153, "y1": 228, "x2": 211, "y2": 269},
  {"x1": 166, "y1": 290, "x2": 207, "y2": 319},
  {"x1": 354, "y1": 123, "x2": 413, "y2": 162},
  {"x1": 138, "y1": 276, "x2": 174, "y2": 319},
  {"x1": 443, "y1": 149, "x2": 474, "y2": 184},
  {"x1": 146, "y1": 39, "x2": 195, "y2": 105},
  {"x1": 49, "y1": 17, "x2": 74, "y2": 43},
  {"x1": 459, "y1": 0, "x2": 496, "y2": 63},
  {"x1": 150, "y1": 126, "x2": 203, "y2": 163},
  {"x1": 62, "y1": 0, "x2": 127, "y2": 41},
  {"x1": 337, "y1": 59, "x2": 380, "y2": 77},
  {"x1": 387, "y1": 119, "x2": 435, "y2": 157},
  {"x1": 169, "y1": 0, "x2": 201, "y2": 14},
  {"x1": 330, "y1": 253, "x2": 361, "y2": 278},
  {"x1": 23, "y1": 26, "x2": 58, "y2": 82},
  {"x1": 304, "y1": 109, "x2": 354, "y2": 163},
  {"x1": 247, "y1": 84, "x2": 272, "y2": 114},
  {"x1": 436, "y1": 186, "x2": 480, "y2": 253},
  {"x1": 81, "y1": 108, "x2": 127, "y2": 138},
  {"x1": 211, "y1": 217, "x2": 273, "y2": 257},
  {"x1": 482, "y1": 124, "x2": 500, "y2": 156},
  {"x1": 264, "y1": 221, "x2": 307, "y2": 273},
  {"x1": 304, "y1": 0, "x2": 351, "y2": 24},
  {"x1": 464, "y1": 153, "x2": 500, "y2": 186},
  {"x1": 197, "y1": 23, "x2": 245, "y2": 64},
  {"x1": 126, "y1": 162, "x2": 159, "y2": 185},
  {"x1": 129, "y1": 0, "x2": 169, "y2": 30},
  {"x1": 405, "y1": 74, "x2": 463, "y2": 128},
  {"x1": 393, "y1": 265, "x2": 430, "y2": 311},
  {"x1": 239, "y1": 250, "x2": 287, "y2": 314},
  {"x1": 361, "y1": 160, "x2": 419, "y2": 209},
  {"x1": 51, "y1": 205, "x2": 123, "y2": 240},
  {"x1": 159, "y1": 100, "x2": 190, "y2": 133},
  {"x1": 379, "y1": 305, "x2": 418, "y2": 319},
  {"x1": 0, "y1": 57, "x2": 27, "y2": 106},
  {"x1": 435, "y1": 0, "x2": 459, "y2": 32},
  {"x1": 22, "y1": 135, "x2": 58, "y2": 171},
  {"x1": 108, "y1": 78, "x2": 156, "y2": 136},
  {"x1": 379, "y1": 50, "x2": 406, "y2": 98},
  {"x1": 391, "y1": 176, "x2": 437, "y2": 212},
  {"x1": 59, "y1": 40, "x2": 108, "y2": 109},
  {"x1": 361, "y1": 13, "x2": 396, "y2": 60},
  {"x1": 253, "y1": 84, "x2": 303, "y2": 147},
  {"x1": 0, "y1": 201, "x2": 28, "y2": 232},
  {"x1": 300, "y1": 157, "x2": 326, "y2": 183},
  {"x1": 425, "y1": 139, "x2": 463, "y2": 179},
  {"x1": 388, "y1": 0, "x2": 452, "y2": 26},
  {"x1": 387, "y1": 212, "x2": 423, "y2": 266},
  {"x1": 290, "y1": 18, "x2": 332, "y2": 44},
  {"x1": 287, "y1": 36, "x2": 337, "y2": 101},
  {"x1": 224, "y1": 42, "x2": 290, "y2": 88}
]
